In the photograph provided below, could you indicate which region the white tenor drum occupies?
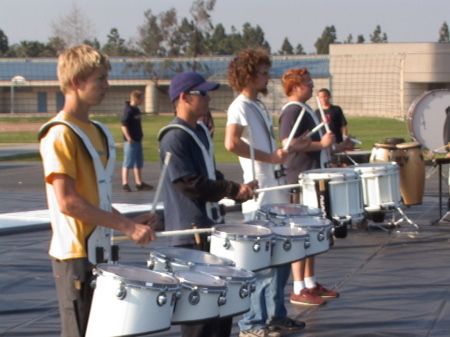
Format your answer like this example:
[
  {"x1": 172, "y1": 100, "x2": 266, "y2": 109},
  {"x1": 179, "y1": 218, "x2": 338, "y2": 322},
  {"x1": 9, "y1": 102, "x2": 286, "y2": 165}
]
[
  {"x1": 350, "y1": 162, "x2": 402, "y2": 212},
  {"x1": 256, "y1": 203, "x2": 323, "y2": 225},
  {"x1": 210, "y1": 224, "x2": 273, "y2": 271},
  {"x1": 283, "y1": 217, "x2": 334, "y2": 256},
  {"x1": 299, "y1": 168, "x2": 365, "y2": 225},
  {"x1": 408, "y1": 89, "x2": 450, "y2": 154},
  {"x1": 192, "y1": 265, "x2": 256, "y2": 318},
  {"x1": 86, "y1": 264, "x2": 180, "y2": 337},
  {"x1": 247, "y1": 219, "x2": 310, "y2": 266},
  {"x1": 147, "y1": 247, "x2": 234, "y2": 272},
  {"x1": 172, "y1": 270, "x2": 227, "y2": 324},
  {"x1": 395, "y1": 142, "x2": 425, "y2": 205}
]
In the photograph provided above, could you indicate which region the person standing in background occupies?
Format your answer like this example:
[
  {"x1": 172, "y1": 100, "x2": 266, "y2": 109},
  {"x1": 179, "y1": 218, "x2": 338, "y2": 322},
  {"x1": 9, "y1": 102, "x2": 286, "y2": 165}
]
[
  {"x1": 315, "y1": 88, "x2": 348, "y2": 143},
  {"x1": 121, "y1": 90, "x2": 154, "y2": 192}
]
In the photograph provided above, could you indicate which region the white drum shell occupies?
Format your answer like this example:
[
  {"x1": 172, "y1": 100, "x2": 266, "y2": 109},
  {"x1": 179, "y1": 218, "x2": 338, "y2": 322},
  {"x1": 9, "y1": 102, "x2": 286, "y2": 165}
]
[
  {"x1": 256, "y1": 203, "x2": 322, "y2": 225},
  {"x1": 299, "y1": 168, "x2": 365, "y2": 223},
  {"x1": 192, "y1": 265, "x2": 256, "y2": 318},
  {"x1": 350, "y1": 162, "x2": 401, "y2": 211},
  {"x1": 283, "y1": 217, "x2": 333, "y2": 256},
  {"x1": 147, "y1": 247, "x2": 234, "y2": 272},
  {"x1": 268, "y1": 226, "x2": 309, "y2": 266},
  {"x1": 86, "y1": 264, "x2": 180, "y2": 337},
  {"x1": 210, "y1": 224, "x2": 272, "y2": 271},
  {"x1": 171, "y1": 270, "x2": 227, "y2": 324}
]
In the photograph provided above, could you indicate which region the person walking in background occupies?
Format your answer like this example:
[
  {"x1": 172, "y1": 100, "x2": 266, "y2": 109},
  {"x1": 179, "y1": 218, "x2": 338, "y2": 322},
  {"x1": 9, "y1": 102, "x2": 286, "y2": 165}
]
[
  {"x1": 158, "y1": 71, "x2": 257, "y2": 337},
  {"x1": 315, "y1": 88, "x2": 348, "y2": 143},
  {"x1": 121, "y1": 90, "x2": 154, "y2": 192},
  {"x1": 38, "y1": 45, "x2": 156, "y2": 337},
  {"x1": 225, "y1": 47, "x2": 309, "y2": 337}
]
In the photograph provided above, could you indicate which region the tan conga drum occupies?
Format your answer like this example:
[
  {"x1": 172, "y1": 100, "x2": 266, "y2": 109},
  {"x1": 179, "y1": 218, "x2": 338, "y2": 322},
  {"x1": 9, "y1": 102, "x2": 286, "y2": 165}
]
[
  {"x1": 370, "y1": 143, "x2": 397, "y2": 163},
  {"x1": 395, "y1": 142, "x2": 425, "y2": 205}
]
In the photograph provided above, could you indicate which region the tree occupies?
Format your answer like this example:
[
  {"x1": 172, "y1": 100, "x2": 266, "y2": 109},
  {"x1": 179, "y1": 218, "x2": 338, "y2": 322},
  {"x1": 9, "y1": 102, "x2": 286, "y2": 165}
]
[
  {"x1": 51, "y1": 2, "x2": 96, "y2": 47},
  {"x1": 8, "y1": 40, "x2": 57, "y2": 57},
  {"x1": 47, "y1": 37, "x2": 66, "y2": 54},
  {"x1": 0, "y1": 29, "x2": 9, "y2": 56},
  {"x1": 186, "y1": 0, "x2": 216, "y2": 56},
  {"x1": 241, "y1": 23, "x2": 271, "y2": 52},
  {"x1": 295, "y1": 43, "x2": 306, "y2": 55},
  {"x1": 438, "y1": 21, "x2": 449, "y2": 43},
  {"x1": 102, "y1": 28, "x2": 138, "y2": 56},
  {"x1": 344, "y1": 34, "x2": 353, "y2": 44},
  {"x1": 278, "y1": 38, "x2": 294, "y2": 55},
  {"x1": 370, "y1": 25, "x2": 388, "y2": 43},
  {"x1": 314, "y1": 25, "x2": 337, "y2": 54},
  {"x1": 357, "y1": 35, "x2": 365, "y2": 43},
  {"x1": 138, "y1": 9, "x2": 166, "y2": 56}
]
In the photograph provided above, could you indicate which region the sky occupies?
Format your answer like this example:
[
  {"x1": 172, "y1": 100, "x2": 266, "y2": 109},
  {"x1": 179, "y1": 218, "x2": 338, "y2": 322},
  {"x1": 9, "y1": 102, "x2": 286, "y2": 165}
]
[{"x1": 1, "y1": 0, "x2": 450, "y2": 54}]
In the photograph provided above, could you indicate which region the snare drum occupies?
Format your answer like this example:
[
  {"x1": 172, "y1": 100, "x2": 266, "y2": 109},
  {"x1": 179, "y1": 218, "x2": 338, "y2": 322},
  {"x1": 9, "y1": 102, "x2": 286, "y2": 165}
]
[
  {"x1": 210, "y1": 224, "x2": 273, "y2": 271},
  {"x1": 395, "y1": 142, "x2": 425, "y2": 205},
  {"x1": 350, "y1": 162, "x2": 402, "y2": 212},
  {"x1": 247, "y1": 219, "x2": 309, "y2": 266},
  {"x1": 192, "y1": 265, "x2": 256, "y2": 318},
  {"x1": 283, "y1": 217, "x2": 334, "y2": 256},
  {"x1": 172, "y1": 270, "x2": 227, "y2": 324},
  {"x1": 147, "y1": 247, "x2": 234, "y2": 272},
  {"x1": 256, "y1": 203, "x2": 322, "y2": 225},
  {"x1": 86, "y1": 264, "x2": 180, "y2": 337},
  {"x1": 299, "y1": 168, "x2": 365, "y2": 225}
]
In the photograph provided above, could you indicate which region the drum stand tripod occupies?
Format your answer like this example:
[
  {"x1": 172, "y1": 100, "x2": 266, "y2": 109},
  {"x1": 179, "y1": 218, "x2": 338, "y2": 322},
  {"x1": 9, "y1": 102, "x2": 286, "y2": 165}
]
[{"x1": 366, "y1": 204, "x2": 420, "y2": 233}]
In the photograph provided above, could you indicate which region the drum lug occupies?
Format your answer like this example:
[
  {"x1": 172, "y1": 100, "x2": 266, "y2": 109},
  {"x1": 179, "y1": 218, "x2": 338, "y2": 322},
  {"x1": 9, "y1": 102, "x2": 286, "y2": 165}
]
[
  {"x1": 317, "y1": 229, "x2": 325, "y2": 242},
  {"x1": 188, "y1": 289, "x2": 200, "y2": 305},
  {"x1": 239, "y1": 285, "x2": 249, "y2": 299},
  {"x1": 223, "y1": 238, "x2": 231, "y2": 250},
  {"x1": 283, "y1": 239, "x2": 292, "y2": 251},
  {"x1": 156, "y1": 291, "x2": 167, "y2": 306},
  {"x1": 90, "y1": 279, "x2": 97, "y2": 289},
  {"x1": 253, "y1": 239, "x2": 261, "y2": 252},
  {"x1": 304, "y1": 239, "x2": 311, "y2": 249},
  {"x1": 116, "y1": 283, "x2": 127, "y2": 300},
  {"x1": 147, "y1": 258, "x2": 155, "y2": 270},
  {"x1": 218, "y1": 291, "x2": 227, "y2": 306},
  {"x1": 165, "y1": 260, "x2": 173, "y2": 273}
]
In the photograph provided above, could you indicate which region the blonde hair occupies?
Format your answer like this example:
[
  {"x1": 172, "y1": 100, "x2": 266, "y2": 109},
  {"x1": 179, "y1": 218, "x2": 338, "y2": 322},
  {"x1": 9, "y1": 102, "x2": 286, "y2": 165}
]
[
  {"x1": 281, "y1": 68, "x2": 310, "y2": 96},
  {"x1": 130, "y1": 90, "x2": 143, "y2": 101},
  {"x1": 57, "y1": 44, "x2": 111, "y2": 94}
]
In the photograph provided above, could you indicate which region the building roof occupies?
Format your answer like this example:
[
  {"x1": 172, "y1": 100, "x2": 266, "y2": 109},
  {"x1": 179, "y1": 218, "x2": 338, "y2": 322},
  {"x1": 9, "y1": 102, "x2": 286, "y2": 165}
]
[{"x1": 0, "y1": 55, "x2": 330, "y2": 83}]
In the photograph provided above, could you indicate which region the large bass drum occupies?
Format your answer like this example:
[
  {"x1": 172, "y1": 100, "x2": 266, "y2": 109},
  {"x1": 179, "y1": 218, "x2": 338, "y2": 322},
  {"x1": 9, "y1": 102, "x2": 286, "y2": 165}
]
[{"x1": 408, "y1": 89, "x2": 450, "y2": 154}]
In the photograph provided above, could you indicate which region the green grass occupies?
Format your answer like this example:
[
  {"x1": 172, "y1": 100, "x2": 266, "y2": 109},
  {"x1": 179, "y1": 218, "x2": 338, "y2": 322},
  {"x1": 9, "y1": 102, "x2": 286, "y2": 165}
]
[{"x1": 0, "y1": 115, "x2": 413, "y2": 162}]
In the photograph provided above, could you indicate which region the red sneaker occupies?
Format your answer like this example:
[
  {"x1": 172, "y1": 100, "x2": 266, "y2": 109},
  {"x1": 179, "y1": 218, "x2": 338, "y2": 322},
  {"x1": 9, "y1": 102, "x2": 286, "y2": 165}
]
[
  {"x1": 289, "y1": 289, "x2": 326, "y2": 306},
  {"x1": 308, "y1": 283, "x2": 340, "y2": 298}
]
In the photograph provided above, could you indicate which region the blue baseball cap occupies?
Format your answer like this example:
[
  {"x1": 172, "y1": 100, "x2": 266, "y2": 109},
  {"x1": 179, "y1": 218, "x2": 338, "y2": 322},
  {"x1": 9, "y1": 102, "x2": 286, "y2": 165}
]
[{"x1": 169, "y1": 71, "x2": 220, "y2": 102}]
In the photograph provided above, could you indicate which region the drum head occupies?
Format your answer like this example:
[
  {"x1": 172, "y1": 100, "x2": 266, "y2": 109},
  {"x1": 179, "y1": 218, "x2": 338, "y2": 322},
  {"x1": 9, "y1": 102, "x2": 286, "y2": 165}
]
[
  {"x1": 283, "y1": 216, "x2": 333, "y2": 229},
  {"x1": 95, "y1": 263, "x2": 179, "y2": 288},
  {"x1": 408, "y1": 89, "x2": 450, "y2": 153},
  {"x1": 173, "y1": 270, "x2": 226, "y2": 289},
  {"x1": 151, "y1": 247, "x2": 234, "y2": 266},
  {"x1": 260, "y1": 203, "x2": 322, "y2": 217},
  {"x1": 395, "y1": 141, "x2": 421, "y2": 150},
  {"x1": 213, "y1": 224, "x2": 272, "y2": 238},
  {"x1": 265, "y1": 225, "x2": 309, "y2": 238},
  {"x1": 192, "y1": 265, "x2": 255, "y2": 281}
]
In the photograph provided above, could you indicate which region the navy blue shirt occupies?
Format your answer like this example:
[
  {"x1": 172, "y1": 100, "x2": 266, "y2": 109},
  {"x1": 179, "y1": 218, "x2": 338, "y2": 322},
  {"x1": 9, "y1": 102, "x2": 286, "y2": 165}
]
[{"x1": 121, "y1": 101, "x2": 143, "y2": 142}]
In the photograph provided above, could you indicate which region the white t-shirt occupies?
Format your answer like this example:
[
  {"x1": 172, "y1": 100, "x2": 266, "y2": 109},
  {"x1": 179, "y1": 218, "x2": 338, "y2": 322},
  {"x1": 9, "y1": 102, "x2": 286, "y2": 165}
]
[{"x1": 227, "y1": 94, "x2": 289, "y2": 218}]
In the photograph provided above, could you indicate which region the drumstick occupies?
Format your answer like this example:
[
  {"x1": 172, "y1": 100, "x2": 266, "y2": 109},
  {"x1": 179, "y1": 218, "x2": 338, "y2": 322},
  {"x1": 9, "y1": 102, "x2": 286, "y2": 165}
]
[
  {"x1": 112, "y1": 228, "x2": 214, "y2": 243},
  {"x1": 343, "y1": 135, "x2": 362, "y2": 144},
  {"x1": 283, "y1": 108, "x2": 306, "y2": 150},
  {"x1": 254, "y1": 183, "x2": 301, "y2": 194},
  {"x1": 247, "y1": 127, "x2": 256, "y2": 181},
  {"x1": 316, "y1": 96, "x2": 335, "y2": 150},
  {"x1": 151, "y1": 152, "x2": 172, "y2": 214},
  {"x1": 306, "y1": 122, "x2": 325, "y2": 137}
]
